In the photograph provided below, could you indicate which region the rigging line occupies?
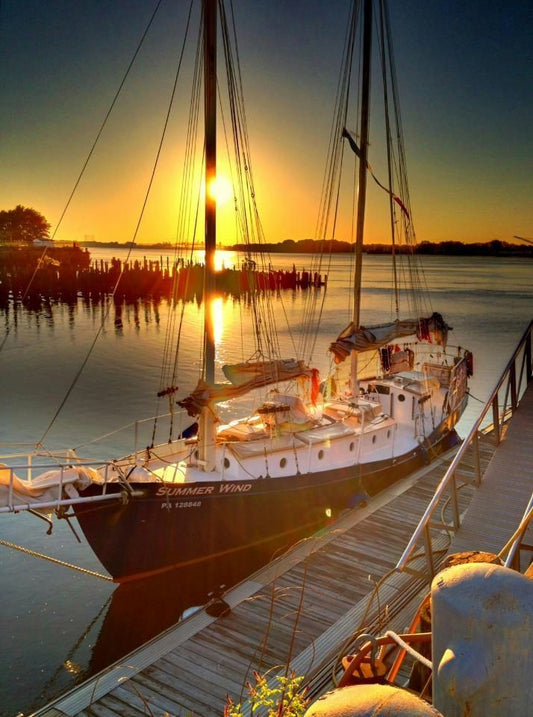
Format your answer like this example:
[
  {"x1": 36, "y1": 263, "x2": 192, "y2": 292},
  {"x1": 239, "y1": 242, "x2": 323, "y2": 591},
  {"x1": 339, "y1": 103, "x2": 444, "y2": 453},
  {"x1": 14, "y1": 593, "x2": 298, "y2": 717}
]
[
  {"x1": 38, "y1": 592, "x2": 114, "y2": 694},
  {"x1": 216, "y1": 73, "x2": 252, "y2": 364},
  {"x1": 161, "y1": 17, "x2": 206, "y2": 396},
  {"x1": 382, "y1": 0, "x2": 432, "y2": 317},
  {"x1": 169, "y1": 184, "x2": 203, "y2": 395},
  {"x1": 226, "y1": 6, "x2": 289, "y2": 363},
  {"x1": 39, "y1": 0, "x2": 195, "y2": 446},
  {"x1": 221, "y1": 3, "x2": 282, "y2": 362},
  {"x1": 0, "y1": 4, "x2": 165, "y2": 357},
  {"x1": 158, "y1": 13, "x2": 203, "y2": 399},
  {"x1": 303, "y1": 141, "x2": 347, "y2": 363},
  {"x1": 300, "y1": 0, "x2": 359, "y2": 363},
  {"x1": 314, "y1": 0, "x2": 358, "y2": 242},
  {"x1": 0, "y1": 538, "x2": 113, "y2": 581},
  {"x1": 378, "y1": 0, "x2": 399, "y2": 318},
  {"x1": 12, "y1": 0, "x2": 166, "y2": 314},
  {"x1": 0, "y1": 326, "x2": 9, "y2": 354}
]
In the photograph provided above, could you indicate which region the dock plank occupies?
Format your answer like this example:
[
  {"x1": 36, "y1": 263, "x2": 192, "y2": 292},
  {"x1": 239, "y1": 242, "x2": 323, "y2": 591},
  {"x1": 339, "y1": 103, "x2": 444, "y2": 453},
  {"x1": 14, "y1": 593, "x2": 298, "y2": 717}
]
[{"x1": 35, "y1": 388, "x2": 533, "y2": 717}]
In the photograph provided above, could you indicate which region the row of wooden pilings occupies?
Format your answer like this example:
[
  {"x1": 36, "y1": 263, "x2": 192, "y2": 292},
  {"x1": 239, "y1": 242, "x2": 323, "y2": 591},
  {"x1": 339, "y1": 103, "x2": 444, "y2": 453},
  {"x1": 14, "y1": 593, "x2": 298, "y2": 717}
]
[{"x1": 0, "y1": 250, "x2": 327, "y2": 309}]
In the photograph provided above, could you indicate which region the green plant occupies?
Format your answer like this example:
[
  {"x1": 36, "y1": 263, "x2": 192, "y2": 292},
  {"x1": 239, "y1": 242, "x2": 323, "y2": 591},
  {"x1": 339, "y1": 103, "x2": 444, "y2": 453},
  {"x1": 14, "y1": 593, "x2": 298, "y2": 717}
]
[{"x1": 225, "y1": 670, "x2": 309, "y2": 717}]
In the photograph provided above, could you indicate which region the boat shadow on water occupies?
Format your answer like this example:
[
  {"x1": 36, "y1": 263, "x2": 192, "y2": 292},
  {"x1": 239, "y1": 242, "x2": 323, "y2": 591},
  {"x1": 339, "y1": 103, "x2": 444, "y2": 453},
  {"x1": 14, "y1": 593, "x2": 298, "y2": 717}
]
[{"x1": 84, "y1": 537, "x2": 307, "y2": 679}]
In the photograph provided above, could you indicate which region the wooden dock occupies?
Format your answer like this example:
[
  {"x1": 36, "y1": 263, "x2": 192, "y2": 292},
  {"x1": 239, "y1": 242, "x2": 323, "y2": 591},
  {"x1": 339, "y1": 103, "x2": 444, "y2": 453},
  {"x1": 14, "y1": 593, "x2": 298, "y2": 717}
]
[
  {"x1": 448, "y1": 381, "x2": 533, "y2": 559},
  {"x1": 35, "y1": 384, "x2": 532, "y2": 717}
]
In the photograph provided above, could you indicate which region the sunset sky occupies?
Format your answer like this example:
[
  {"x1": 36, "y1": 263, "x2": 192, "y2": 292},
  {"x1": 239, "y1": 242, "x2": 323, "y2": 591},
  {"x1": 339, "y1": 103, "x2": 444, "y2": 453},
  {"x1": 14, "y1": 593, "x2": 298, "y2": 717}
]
[{"x1": 1, "y1": 0, "x2": 531, "y2": 246}]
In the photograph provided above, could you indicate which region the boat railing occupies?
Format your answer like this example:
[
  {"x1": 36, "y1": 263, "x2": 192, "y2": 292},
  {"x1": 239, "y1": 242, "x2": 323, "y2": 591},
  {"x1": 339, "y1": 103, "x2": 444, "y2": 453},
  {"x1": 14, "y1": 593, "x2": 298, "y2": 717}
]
[
  {"x1": 0, "y1": 446, "x2": 80, "y2": 481},
  {"x1": 396, "y1": 319, "x2": 533, "y2": 581},
  {"x1": 0, "y1": 409, "x2": 191, "y2": 514},
  {"x1": 60, "y1": 409, "x2": 190, "y2": 462},
  {"x1": 0, "y1": 454, "x2": 147, "y2": 515},
  {"x1": 502, "y1": 492, "x2": 533, "y2": 570}
]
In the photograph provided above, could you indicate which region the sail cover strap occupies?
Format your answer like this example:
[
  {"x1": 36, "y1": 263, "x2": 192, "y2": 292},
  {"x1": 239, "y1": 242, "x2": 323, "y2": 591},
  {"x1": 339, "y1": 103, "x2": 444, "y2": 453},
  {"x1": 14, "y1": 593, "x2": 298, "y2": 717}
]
[
  {"x1": 329, "y1": 313, "x2": 450, "y2": 364},
  {"x1": 342, "y1": 128, "x2": 410, "y2": 219},
  {"x1": 178, "y1": 359, "x2": 312, "y2": 416}
]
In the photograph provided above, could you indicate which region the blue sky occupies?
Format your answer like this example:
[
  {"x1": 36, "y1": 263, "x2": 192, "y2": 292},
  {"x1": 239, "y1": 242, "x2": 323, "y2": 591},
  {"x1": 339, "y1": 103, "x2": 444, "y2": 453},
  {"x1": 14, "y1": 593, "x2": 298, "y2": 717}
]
[{"x1": 1, "y1": 0, "x2": 531, "y2": 245}]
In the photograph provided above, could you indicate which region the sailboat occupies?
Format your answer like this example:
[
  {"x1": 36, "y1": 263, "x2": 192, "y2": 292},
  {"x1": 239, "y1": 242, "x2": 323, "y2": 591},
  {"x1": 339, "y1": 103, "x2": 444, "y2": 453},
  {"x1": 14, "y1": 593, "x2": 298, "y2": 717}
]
[{"x1": 0, "y1": 0, "x2": 472, "y2": 582}]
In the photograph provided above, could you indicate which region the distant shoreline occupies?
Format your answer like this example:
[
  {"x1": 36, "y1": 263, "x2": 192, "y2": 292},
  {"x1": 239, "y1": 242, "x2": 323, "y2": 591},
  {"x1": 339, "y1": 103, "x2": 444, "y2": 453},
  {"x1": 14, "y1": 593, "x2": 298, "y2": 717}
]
[{"x1": 50, "y1": 238, "x2": 533, "y2": 257}]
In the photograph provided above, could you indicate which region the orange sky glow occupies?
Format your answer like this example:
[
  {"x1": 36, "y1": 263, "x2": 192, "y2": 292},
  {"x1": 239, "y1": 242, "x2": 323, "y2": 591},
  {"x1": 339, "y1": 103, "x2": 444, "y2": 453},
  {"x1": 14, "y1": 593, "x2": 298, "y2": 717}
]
[{"x1": 1, "y1": 1, "x2": 531, "y2": 248}]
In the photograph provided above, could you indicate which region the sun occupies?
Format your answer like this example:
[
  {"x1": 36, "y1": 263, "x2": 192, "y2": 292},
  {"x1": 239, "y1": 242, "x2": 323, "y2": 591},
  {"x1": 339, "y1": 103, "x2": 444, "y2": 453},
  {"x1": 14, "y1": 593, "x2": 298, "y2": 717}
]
[{"x1": 207, "y1": 175, "x2": 233, "y2": 205}]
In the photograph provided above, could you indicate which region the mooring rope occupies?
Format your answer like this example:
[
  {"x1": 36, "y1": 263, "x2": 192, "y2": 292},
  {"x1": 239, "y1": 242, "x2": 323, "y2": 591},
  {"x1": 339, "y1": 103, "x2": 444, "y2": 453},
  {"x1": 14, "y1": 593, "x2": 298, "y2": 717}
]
[{"x1": 0, "y1": 538, "x2": 113, "y2": 582}]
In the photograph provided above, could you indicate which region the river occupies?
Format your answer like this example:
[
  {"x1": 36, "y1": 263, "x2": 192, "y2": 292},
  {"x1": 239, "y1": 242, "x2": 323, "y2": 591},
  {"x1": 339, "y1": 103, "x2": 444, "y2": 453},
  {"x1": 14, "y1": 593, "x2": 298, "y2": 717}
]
[{"x1": 0, "y1": 250, "x2": 531, "y2": 716}]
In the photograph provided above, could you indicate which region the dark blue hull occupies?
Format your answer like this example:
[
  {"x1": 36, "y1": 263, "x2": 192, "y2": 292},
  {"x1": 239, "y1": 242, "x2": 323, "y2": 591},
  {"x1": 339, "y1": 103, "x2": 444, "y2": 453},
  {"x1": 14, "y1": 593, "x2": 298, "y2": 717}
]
[{"x1": 74, "y1": 427, "x2": 460, "y2": 582}]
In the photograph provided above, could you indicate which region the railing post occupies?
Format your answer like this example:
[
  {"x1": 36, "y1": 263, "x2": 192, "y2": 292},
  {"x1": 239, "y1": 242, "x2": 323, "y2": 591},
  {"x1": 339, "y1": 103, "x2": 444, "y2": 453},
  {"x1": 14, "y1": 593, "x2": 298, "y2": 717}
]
[
  {"x1": 450, "y1": 471, "x2": 461, "y2": 531},
  {"x1": 492, "y1": 394, "x2": 500, "y2": 445},
  {"x1": 473, "y1": 430, "x2": 482, "y2": 486},
  {"x1": 423, "y1": 523, "x2": 435, "y2": 580},
  {"x1": 8, "y1": 468, "x2": 14, "y2": 509},
  {"x1": 526, "y1": 329, "x2": 532, "y2": 382},
  {"x1": 510, "y1": 363, "x2": 517, "y2": 411}
]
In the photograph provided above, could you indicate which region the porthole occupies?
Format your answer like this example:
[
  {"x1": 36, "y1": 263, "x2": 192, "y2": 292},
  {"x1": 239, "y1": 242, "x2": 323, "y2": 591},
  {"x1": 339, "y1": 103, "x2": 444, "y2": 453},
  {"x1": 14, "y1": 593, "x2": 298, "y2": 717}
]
[
  {"x1": 372, "y1": 435, "x2": 376, "y2": 444},
  {"x1": 280, "y1": 457, "x2": 287, "y2": 468},
  {"x1": 224, "y1": 457, "x2": 230, "y2": 469},
  {"x1": 398, "y1": 394, "x2": 406, "y2": 402},
  {"x1": 318, "y1": 449, "x2": 324, "y2": 460},
  {"x1": 349, "y1": 441, "x2": 355, "y2": 452}
]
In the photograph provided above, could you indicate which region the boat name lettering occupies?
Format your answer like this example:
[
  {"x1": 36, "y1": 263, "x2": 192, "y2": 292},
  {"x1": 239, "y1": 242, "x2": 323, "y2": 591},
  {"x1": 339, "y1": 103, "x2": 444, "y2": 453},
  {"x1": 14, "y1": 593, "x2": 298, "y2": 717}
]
[
  {"x1": 156, "y1": 486, "x2": 215, "y2": 497},
  {"x1": 160, "y1": 500, "x2": 202, "y2": 509},
  {"x1": 218, "y1": 483, "x2": 252, "y2": 494}
]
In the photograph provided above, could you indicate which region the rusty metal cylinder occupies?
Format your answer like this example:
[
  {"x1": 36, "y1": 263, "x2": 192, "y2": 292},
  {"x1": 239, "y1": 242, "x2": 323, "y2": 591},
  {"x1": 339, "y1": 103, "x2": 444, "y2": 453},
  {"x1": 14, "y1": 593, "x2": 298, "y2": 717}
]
[
  {"x1": 304, "y1": 684, "x2": 442, "y2": 716},
  {"x1": 432, "y1": 562, "x2": 533, "y2": 716}
]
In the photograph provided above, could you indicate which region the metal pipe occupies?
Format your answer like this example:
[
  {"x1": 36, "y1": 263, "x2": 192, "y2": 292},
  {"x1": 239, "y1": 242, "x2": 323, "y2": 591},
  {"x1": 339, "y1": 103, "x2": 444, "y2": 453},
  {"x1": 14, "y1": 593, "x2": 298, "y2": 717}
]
[
  {"x1": 0, "y1": 490, "x2": 143, "y2": 514},
  {"x1": 396, "y1": 322, "x2": 532, "y2": 572}
]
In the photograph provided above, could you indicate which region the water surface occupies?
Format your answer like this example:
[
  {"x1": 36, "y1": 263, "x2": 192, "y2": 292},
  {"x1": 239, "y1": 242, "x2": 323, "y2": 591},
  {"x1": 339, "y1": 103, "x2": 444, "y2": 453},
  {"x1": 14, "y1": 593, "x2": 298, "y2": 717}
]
[{"x1": 0, "y1": 251, "x2": 531, "y2": 716}]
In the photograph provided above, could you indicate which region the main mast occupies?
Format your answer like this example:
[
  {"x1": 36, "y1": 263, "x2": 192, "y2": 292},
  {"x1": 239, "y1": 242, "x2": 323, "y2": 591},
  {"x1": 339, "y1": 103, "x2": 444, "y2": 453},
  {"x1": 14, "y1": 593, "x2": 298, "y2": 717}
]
[
  {"x1": 204, "y1": 0, "x2": 217, "y2": 381},
  {"x1": 350, "y1": 0, "x2": 372, "y2": 395},
  {"x1": 199, "y1": 0, "x2": 217, "y2": 470}
]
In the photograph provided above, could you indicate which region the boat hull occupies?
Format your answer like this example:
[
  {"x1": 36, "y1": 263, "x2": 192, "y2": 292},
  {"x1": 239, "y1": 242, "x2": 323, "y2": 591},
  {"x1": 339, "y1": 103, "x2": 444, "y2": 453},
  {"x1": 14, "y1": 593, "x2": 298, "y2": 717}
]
[{"x1": 73, "y1": 426, "x2": 461, "y2": 582}]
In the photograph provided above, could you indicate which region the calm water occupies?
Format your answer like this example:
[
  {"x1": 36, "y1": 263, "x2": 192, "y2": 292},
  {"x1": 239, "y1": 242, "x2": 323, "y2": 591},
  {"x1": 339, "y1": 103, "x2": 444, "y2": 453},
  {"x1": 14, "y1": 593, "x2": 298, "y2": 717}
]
[{"x1": 0, "y1": 251, "x2": 531, "y2": 716}]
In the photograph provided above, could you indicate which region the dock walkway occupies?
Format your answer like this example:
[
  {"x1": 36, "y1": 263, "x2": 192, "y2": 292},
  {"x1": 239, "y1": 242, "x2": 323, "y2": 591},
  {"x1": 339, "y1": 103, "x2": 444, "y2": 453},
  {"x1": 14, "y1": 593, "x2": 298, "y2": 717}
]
[
  {"x1": 36, "y1": 384, "x2": 532, "y2": 717},
  {"x1": 37, "y1": 439, "x2": 495, "y2": 716},
  {"x1": 448, "y1": 380, "x2": 533, "y2": 558}
]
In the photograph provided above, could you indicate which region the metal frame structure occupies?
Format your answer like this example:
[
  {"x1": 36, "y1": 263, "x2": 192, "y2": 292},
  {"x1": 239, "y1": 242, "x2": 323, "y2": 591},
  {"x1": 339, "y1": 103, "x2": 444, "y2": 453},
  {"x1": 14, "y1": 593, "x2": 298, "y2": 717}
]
[{"x1": 396, "y1": 320, "x2": 533, "y2": 580}]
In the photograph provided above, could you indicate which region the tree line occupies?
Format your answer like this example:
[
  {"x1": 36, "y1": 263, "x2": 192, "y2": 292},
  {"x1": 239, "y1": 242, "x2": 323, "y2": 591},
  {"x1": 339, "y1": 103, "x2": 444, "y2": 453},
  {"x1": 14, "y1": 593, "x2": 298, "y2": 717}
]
[
  {"x1": 232, "y1": 238, "x2": 533, "y2": 257},
  {"x1": 0, "y1": 205, "x2": 50, "y2": 243},
  {"x1": 1, "y1": 206, "x2": 530, "y2": 257}
]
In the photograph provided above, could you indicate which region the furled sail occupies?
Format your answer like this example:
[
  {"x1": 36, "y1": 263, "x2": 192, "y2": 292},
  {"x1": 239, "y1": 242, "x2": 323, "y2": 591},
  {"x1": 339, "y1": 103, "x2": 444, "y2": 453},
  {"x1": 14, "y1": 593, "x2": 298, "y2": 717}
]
[
  {"x1": 178, "y1": 359, "x2": 311, "y2": 416},
  {"x1": 329, "y1": 313, "x2": 450, "y2": 364}
]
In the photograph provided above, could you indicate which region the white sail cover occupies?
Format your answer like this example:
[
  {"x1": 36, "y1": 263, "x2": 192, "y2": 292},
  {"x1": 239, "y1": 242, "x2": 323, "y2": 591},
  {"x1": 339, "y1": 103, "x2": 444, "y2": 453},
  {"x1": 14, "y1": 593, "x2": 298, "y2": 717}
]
[
  {"x1": 329, "y1": 313, "x2": 450, "y2": 364},
  {"x1": 222, "y1": 358, "x2": 309, "y2": 386},
  {"x1": 178, "y1": 359, "x2": 311, "y2": 416},
  {"x1": 0, "y1": 464, "x2": 98, "y2": 511}
]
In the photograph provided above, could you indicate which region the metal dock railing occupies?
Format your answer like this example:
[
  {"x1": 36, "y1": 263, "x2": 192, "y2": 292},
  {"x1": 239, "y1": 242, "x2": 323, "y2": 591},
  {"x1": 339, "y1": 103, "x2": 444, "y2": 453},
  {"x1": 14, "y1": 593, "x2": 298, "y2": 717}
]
[{"x1": 32, "y1": 321, "x2": 532, "y2": 717}]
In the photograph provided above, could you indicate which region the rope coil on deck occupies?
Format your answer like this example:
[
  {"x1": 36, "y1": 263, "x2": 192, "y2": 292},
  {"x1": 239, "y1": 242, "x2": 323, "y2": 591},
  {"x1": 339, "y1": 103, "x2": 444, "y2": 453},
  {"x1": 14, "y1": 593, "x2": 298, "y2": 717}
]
[{"x1": 0, "y1": 538, "x2": 113, "y2": 581}]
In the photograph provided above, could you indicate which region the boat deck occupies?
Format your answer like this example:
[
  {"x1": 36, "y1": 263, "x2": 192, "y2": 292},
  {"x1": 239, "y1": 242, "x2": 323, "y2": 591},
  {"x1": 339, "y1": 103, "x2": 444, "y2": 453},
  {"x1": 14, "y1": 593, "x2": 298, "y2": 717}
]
[{"x1": 34, "y1": 385, "x2": 532, "y2": 717}]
